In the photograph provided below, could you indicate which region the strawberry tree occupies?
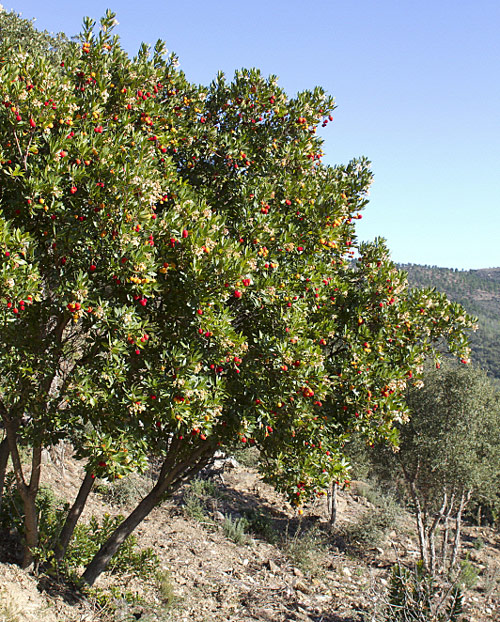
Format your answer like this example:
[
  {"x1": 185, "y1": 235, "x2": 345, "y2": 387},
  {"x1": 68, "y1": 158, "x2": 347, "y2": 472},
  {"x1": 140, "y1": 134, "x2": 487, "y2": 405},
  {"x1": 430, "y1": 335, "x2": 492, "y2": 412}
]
[{"x1": 0, "y1": 10, "x2": 476, "y2": 584}]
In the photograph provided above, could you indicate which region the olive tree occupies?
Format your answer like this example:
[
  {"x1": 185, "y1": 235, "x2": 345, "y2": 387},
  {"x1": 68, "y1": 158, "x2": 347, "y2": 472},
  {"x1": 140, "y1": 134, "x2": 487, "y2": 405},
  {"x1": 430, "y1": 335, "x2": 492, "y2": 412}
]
[{"x1": 364, "y1": 363, "x2": 500, "y2": 573}]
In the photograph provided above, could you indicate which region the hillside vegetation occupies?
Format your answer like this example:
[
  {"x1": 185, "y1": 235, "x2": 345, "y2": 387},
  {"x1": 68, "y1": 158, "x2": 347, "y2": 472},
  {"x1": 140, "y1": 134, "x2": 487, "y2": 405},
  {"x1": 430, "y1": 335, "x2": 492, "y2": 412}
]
[
  {"x1": 403, "y1": 265, "x2": 500, "y2": 380},
  {"x1": 1, "y1": 453, "x2": 499, "y2": 621}
]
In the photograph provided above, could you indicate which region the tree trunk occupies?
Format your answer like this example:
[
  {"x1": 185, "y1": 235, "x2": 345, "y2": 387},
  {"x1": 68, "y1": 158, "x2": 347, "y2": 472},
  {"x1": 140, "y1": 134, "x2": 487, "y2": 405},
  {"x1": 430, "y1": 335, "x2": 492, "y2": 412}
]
[
  {"x1": 449, "y1": 490, "x2": 471, "y2": 571},
  {"x1": 328, "y1": 480, "x2": 338, "y2": 526},
  {"x1": 3, "y1": 415, "x2": 43, "y2": 569},
  {"x1": 408, "y1": 480, "x2": 429, "y2": 571},
  {"x1": 21, "y1": 489, "x2": 39, "y2": 569},
  {"x1": 82, "y1": 476, "x2": 166, "y2": 586},
  {"x1": 429, "y1": 490, "x2": 448, "y2": 575},
  {"x1": 82, "y1": 442, "x2": 214, "y2": 586},
  {"x1": 440, "y1": 494, "x2": 455, "y2": 573},
  {"x1": 54, "y1": 470, "x2": 95, "y2": 562},
  {"x1": 21, "y1": 446, "x2": 43, "y2": 569},
  {"x1": 0, "y1": 437, "x2": 10, "y2": 512}
]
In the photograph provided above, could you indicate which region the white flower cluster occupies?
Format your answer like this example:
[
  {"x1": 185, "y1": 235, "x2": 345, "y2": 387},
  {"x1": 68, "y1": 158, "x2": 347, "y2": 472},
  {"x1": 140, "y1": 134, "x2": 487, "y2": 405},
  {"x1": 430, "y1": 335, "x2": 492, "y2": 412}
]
[
  {"x1": 72, "y1": 288, "x2": 88, "y2": 300},
  {"x1": 387, "y1": 378, "x2": 407, "y2": 392},
  {"x1": 123, "y1": 313, "x2": 134, "y2": 325},
  {"x1": 129, "y1": 401, "x2": 146, "y2": 415}
]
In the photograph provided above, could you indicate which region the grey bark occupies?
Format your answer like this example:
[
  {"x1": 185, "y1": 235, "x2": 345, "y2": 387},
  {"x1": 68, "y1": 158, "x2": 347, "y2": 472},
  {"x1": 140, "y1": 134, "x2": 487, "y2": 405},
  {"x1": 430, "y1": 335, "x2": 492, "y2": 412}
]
[
  {"x1": 440, "y1": 493, "x2": 455, "y2": 573},
  {"x1": 429, "y1": 490, "x2": 448, "y2": 575},
  {"x1": 449, "y1": 490, "x2": 471, "y2": 570}
]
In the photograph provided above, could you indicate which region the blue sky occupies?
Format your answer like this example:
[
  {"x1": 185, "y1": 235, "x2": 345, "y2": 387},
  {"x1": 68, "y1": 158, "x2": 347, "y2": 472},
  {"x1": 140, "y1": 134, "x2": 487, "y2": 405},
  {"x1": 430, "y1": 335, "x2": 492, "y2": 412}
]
[{"x1": 4, "y1": 0, "x2": 500, "y2": 269}]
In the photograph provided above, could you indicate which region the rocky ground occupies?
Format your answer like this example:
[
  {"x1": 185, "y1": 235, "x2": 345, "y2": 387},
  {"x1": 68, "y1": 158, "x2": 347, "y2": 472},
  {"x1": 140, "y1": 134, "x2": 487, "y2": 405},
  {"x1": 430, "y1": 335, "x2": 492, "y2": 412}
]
[{"x1": 0, "y1": 449, "x2": 498, "y2": 622}]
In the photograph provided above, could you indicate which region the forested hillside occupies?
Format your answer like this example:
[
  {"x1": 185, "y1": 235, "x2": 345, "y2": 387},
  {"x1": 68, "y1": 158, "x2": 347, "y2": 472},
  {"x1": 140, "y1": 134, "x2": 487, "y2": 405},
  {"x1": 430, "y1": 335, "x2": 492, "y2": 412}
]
[{"x1": 403, "y1": 265, "x2": 500, "y2": 380}]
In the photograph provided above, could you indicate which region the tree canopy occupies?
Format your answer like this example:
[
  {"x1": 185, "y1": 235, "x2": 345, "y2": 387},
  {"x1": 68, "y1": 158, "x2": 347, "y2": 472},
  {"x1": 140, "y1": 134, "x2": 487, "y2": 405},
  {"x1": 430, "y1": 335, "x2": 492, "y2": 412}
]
[
  {"x1": 351, "y1": 362, "x2": 500, "y2": 573},
  {"x1": 0, "y1": 9, "x2": 477, "y2": 583}
]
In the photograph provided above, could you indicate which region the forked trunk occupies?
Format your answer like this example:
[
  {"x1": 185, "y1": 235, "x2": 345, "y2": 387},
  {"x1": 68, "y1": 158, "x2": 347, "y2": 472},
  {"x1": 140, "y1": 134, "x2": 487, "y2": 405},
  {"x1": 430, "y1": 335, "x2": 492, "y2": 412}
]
[
  {"x1": 440, "y1": 493, "x2": 455, "y2": 573},
  {"x1": 429, "y1": 490, "x2": 448, "y2": 575},
  {"x1": 21, "y1": 446, "x2": 43, "y2": 569}
]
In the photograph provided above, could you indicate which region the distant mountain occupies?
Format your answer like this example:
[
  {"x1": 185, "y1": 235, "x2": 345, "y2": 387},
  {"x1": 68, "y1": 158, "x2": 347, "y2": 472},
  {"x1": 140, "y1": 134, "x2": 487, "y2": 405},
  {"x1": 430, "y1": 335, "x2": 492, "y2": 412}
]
[{"x1": 401, "y1": 265, "x2": 500, "y2": 381}]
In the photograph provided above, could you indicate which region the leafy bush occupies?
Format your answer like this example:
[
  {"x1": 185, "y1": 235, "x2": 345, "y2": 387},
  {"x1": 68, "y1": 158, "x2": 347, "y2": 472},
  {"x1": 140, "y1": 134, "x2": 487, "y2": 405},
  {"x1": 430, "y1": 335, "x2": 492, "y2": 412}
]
[
  {"x1": 188, "y1": 478, "x2": 220, "y2": 499},
  {"x1": 85, "y1": 569, "x2": 175, "y2": 621},
  {"x1": 230, "y1": 446, "x2": 260, "y2": 469},
  {"x1": 0, "y1": 475, "x2": 68, "y2": 564},
  {"x1": 457, "y1": 558, "x2": 479, "y2": 589},
  {"x1": 156, "y1": 570, "x2": 176, "y2": 609},
  {"x1": 183, "y1": 495, "x2": 208, "y2": 522},
  {"x1": 63, "y1": 513, "x2": 159, "y2": 580},
  {"x1": 0, "y1": 475, "x2": 159, "y2": 595}
]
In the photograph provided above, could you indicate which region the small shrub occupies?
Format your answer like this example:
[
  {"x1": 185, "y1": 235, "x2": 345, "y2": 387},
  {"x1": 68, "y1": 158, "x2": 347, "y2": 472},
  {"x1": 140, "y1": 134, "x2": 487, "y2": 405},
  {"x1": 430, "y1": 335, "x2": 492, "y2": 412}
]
[
  {"x1": 88, "y1": 585, "x2": 144, "y2": 614},
  {"x1": 346, "y1": 487, "x2": 402, "y2": 549},
  {"x1": 96, "y1": 473, "x2": 151, "y2": 508},
  {"x1": 183, "y1": 494, "x2": 208, "y2": 521},
  {"x1": 87, "y1": 570, "x2": 176, "y2": 622},
  {"x1": 230, "y1": 446, "x2": 260, "y2": 469},
  {"x1": 0, "y1": 477, "x2": 160, "y2": 609},
  {"x1": 282, "y1": 524, "x2": 327, "y2": 577},
  {"x1": 347, "y1": 511, "x2": 390, "y2": 547},
  {"x1": 157, "y1": 570, "x2": 176, "y2": 609},
  {"x1": 243, "y1": 508, "x2": 278, "y2": 543},
  {"x1": 481, "y1": 563, "x2": 500, "y2": 600},
  {"x1": 182, "y1": 477, "x2": 220, "y2": 522},
  {"x1": 188, "y1": 477, "x2": 220, "y2": 498},
  {"x1": 222, "y1": 514, "x2": 249, "y2": 545},
  {"x1": 472, "y1": 536, "x2": 484, "y2": 550},
  {"x1": 457, "y1": 558, "x2": 479, "y2": 589},
  {"x1": 381, "y1": 562, "x2": 464, "y2": 622}
]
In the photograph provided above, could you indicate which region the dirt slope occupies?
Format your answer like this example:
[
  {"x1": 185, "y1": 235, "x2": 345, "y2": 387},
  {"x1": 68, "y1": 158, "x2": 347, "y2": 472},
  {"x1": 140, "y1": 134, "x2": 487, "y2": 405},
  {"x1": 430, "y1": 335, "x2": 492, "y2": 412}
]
[{"x1": 1, "y1": 452, "x2": 498, "y2": 621}]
